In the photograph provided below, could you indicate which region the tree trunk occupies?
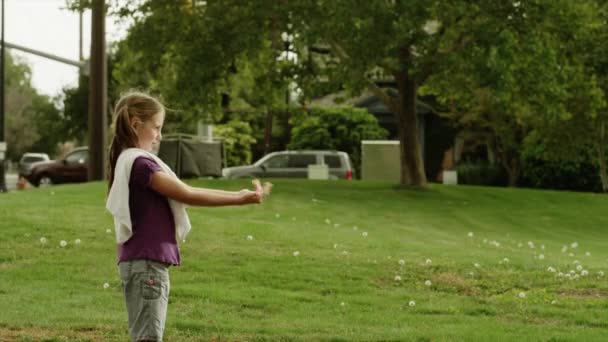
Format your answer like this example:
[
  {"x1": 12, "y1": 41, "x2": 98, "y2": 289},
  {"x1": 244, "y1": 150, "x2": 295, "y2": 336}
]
[
  {"x1": 502, "y1": 156, "x2": 520, "y2": 187},
  {"x1": 598, "y1": 121, "x2": 608, "y2": 192},
  {"x1": 264, "y1": 110, "x2": 274, "y2": 155},
  {"x1": 394, "y1": 71, "x2": 427, "y2": 186}
]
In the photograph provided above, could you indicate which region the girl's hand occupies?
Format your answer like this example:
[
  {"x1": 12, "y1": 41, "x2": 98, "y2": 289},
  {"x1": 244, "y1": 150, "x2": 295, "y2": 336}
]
[{"x1": 240, "y1": 179, "x2": 272, "y2": 205}]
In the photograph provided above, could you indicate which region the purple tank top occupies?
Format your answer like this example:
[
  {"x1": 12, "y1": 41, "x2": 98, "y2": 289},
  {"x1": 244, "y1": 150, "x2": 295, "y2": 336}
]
[{"x1": 117, "y1": 156, "x2": 181, "y2": 265}]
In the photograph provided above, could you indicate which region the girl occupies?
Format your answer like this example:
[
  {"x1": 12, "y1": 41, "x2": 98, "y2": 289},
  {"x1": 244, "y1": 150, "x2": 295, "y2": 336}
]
[{"x1": 105, "y1": 91, "x2": 270, "y2": 342}]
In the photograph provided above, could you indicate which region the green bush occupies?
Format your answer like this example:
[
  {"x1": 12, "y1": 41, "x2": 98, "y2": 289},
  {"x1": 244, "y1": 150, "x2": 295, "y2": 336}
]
[
  {"x1": 213, "y1": 120, "x2": 256, "y2": 167},
  {"x1": 288, "y1": 106, "x2": 388, "y2": 177},
  {"x1": 456, "y1": 162, "x2": 507, "y2": 186}
]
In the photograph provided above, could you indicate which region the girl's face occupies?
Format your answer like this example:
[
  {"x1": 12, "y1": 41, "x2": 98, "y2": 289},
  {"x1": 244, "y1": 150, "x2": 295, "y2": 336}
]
[{"x1": 133, "y1": 112, "x2": 164, "y2": 152}]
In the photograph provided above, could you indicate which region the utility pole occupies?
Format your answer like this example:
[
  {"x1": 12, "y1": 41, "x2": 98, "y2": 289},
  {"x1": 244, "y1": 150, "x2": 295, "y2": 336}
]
[
  {"x1": 0, "y1": 0, "x2": 7, "y2": 193},
  {"x1": 88, "y1": 0, "x2": 107, "y2": 181}
]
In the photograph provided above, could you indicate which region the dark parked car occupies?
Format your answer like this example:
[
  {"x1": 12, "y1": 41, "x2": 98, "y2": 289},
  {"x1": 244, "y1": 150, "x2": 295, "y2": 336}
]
[
  {"x1": 222, "y1": 150, "x2": 354, "y2": 180},
  {"x1": 18, "y1": 152, "x2": 50, "y2": 177},
  {"x1": 26, "y1": 147, "x2": 88, "y2": 187}
]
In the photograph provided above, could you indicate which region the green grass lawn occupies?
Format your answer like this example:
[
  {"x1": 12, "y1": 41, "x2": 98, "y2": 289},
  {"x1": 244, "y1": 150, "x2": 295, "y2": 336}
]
[{"x1": 1, "y1": 179, "x2": 607, "y2": 341}]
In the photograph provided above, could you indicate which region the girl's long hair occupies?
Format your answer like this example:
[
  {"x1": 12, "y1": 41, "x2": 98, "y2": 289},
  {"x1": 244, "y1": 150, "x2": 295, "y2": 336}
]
[{"x1": 107, "y1": 90, "x2": 165, "y2": 192}]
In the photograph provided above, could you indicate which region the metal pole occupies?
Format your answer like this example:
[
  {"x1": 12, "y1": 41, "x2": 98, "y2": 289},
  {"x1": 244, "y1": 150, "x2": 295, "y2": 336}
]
[
  {"x1": 88, "y1": 0, "x2": 107, "y2": 181},
  {"x1": 0, "y1": 0, "x2": 7, "y2": 193}
]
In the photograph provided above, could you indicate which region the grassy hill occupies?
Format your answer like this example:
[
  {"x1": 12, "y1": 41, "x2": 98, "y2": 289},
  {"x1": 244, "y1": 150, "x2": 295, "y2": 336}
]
[{"x1": 1, "y1": 179, "x2": 607, "y2": 341}]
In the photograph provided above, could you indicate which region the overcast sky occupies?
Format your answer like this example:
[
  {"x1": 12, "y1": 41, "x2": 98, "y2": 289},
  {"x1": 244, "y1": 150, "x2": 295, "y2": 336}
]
[{"x1": 6, "y1": 0, "x2": 129, "y2": 96}]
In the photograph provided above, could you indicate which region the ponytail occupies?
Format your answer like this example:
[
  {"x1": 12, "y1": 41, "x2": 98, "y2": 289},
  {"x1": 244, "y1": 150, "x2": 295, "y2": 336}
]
[{"x1": 107, "y1": 91, "x2": 165, "y2": 192}]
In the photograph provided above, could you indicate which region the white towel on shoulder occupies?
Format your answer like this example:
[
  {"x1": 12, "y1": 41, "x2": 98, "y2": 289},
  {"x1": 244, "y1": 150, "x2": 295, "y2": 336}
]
[{"x1": 106, "y1": 148, "x2": 191, "y2": 244}]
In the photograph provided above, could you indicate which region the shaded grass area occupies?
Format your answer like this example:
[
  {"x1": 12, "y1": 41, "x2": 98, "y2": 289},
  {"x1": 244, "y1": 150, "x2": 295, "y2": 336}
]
[{"x1": 1, "y1": 179, "x2": 607, "y2": 341}]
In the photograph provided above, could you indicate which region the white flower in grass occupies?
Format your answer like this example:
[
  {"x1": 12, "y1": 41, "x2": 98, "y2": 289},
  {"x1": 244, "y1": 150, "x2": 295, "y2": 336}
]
[
  {"x1": 518, "y1": 292, "x2": 526, "y2": 298},
  {"x1": 60, "y1": 240, "x2": 67, "y2": 248},
  {"x1": 513, "y1": 1, "x2": 521, "y2": 8},
  {"x1": 425, "y1": 259, "x2": 432, "y2": 265},
  {"x1": 75, "y1": 239, "x2": 81, "y2": 245},
  {"x1": 517, "y1": 243, "x2": 523, "y2": 248},
  {"x1": 528, "y1": 241, "x2": 535, "y2": 249},
  {"x1": 573, "y1": 274, "x2": 580, "y2": 280},
  {"x1": 551, "y1": 300, "x2": 558, "y2": 305},
  {"x1": 503, "y1": 258, "x2": 510, "y2": 264},
  {"x1": 394, "y1": 275, "x2": 402, "y2": 282},
  {"x1": 576, "y1": 265, "x2": 583, "y2": 271},
  {"x1": 106, "y1": 229, "x2": 111, "y2": 234},
  {"x1": 585, "y1": 251, "x2": 591, "y2": 257},
  {"x1": 424, "y1": 280, "x2": 432, "y2": 287},
  {"x1": 538, "y1": 254, "x2": 545, "y2": 260},
  {"x1": 573, "y1": 260, "x2": 580, "y2": 265},
  {"x1": 40, "y1": 237, "x2": 47, "y2": 244},
  {"x1": 561, "y1": 245, "x2": 568, "y2": 253},
  {"x1": 362, "y1": 232, "x2": 368, "y2": 237},
  {"x1": 581, "y1": 270, "x2": 589, "y2": 276},
  {"x1": 565, "y1": 273, "x2": 572, "y2": 279},
  {"x1": 103, "y1": 282, "x2": 110, "y2": 289},
  {"x1": 547, "y1": 267, "x2": 556, "y2": 273},
  {"x1": 333, "y1": 243, "x2": 338, "y2": 249},
  {"x1": 598, "y1": 271, "x2": 604, "y2": 277},
  {"x1": 293, "y1": 251, "x2": 300, "y2": 257},
  {"x1": 468, "y1": 232, "x2": 474, "y2": 238},
  {"x1": 408, "y1": 300, "x2": 416, "y2": 307},
  {"x1": 324, "y1": 218, "x2": 331, "y2": 224},
  {"x1": 342, "y1": 250, "x2": 349, "y2": 256},
  {"x1": 246, "y1": 235, "x2": 253, "y2": 241},
  {"x1": 340, "y1": 302, "x2": 345, "y2": 307},
  {"x1": 557, "y1": 272, "x2": 564, "y2": 277},
  {"x1": 571, "y1": 242, "x2": 578, "y2": 249},
  {"x1": 474, "y1": 263, "x2": 480, "y2": 268},
  {"x1": 398, "y1": 259, "x2": 405, "y2": 266}
]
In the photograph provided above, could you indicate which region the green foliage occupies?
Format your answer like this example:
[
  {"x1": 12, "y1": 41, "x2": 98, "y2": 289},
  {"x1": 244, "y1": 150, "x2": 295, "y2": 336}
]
[
  {"x1": 288, "y1": 106, "x2": 388, "y2": 175},
  {"x1": 456, "y1": 162, "x2": 507, "y2": 187},
  {"x1": 213, "y1": 120, "x2": 256, "y2": 167},
  {"x1": 4, "y1": 52, "x2": 62, "y2": 160}
]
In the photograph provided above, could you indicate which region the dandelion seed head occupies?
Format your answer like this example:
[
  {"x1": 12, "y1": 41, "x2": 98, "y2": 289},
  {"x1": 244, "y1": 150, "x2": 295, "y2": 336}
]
[
  {"x1": 293, "y1": 251, "x2": 300, "y2": 257},
  {"x1": 518, "y1": 292, "x2": 526, "y2": 298},
  {"x1": 561, "y1": 246, "x2": 568, "y2": 253},
  {"x1": 581, "y1": 270, "x2": 589, "y2": 276},
  {"x1": 538, "y1": 254, "x2": 545, "y2": 260},
  {"x1": 408, "y1": 300, "x2": 416, "y2": 307},
  {"x1": 324, "y1": 218, "x2": 331, "y2": 224},
  {"x1": 576, "y1": 265, "x2": 583, "y2": 271},
  {"x1": 394, "y1": 275, "x2": 402, "y2": 281},
  {"x1": 39, "y1": 237, "x2": 47, "y2": 244},
  {"x1": 571, "y1": 242, "x2": 578, "y2": 249},
  {"x1": 398, "y1": 259, "x2": 405, "y2": 266},
  {"x1": 503, "y1": 258, "x2": 510, "y2": 263},
  {"x1": 585, "y1": 251, "x2": 591, "y2": 257},
  {"x1": 352, "y1": 226, "x2": 358, "y2": 231},
  {"x1": 424, "y1": 280, "x2": 432, "y2": 287},
  {"x1": 474, "y1": 263, "x2": 480, "y2": 268},
  {"x1": 362, "y1": 232, "x2": 368, "y2": 237},
  {"x1": 106, "y1": 229, "x2": 111, "y2": 234},
  {"x1": 246, "y1": 235, "x2": 253, "y2": 241},
  {"x1": 551, "y1": 300, "x2": 558, "y2": 305},
  {"x1": 60, "y1": 240, "x2": 67, "y2": 248},
  {"x1": 103, "y1": 282, "x2": 110, "y2": 289},
  {"x1": 598, "y1": 271, "x2": 604, "y2": 277},
  {"x1": 425, "y1": 259, "x2": 432, "y2": 265},
  {"x1": 275, "y1": 213, "x2": 281, "y2": 219},
  {"x1": 422, "y1": 19, "x2": 441, "y2": 35},
  {"x1": 75, "y1": 239, "x2": 81, "y2": 245},
  {"x1": 468, "y1": 232, "x2": 474, "y2": 238}
]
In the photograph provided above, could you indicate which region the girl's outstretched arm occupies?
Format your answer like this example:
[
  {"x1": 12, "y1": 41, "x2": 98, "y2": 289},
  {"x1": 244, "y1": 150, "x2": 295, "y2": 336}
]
[{"x1": 149, "y1": 171, "x2": 264, "y2": 206}]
